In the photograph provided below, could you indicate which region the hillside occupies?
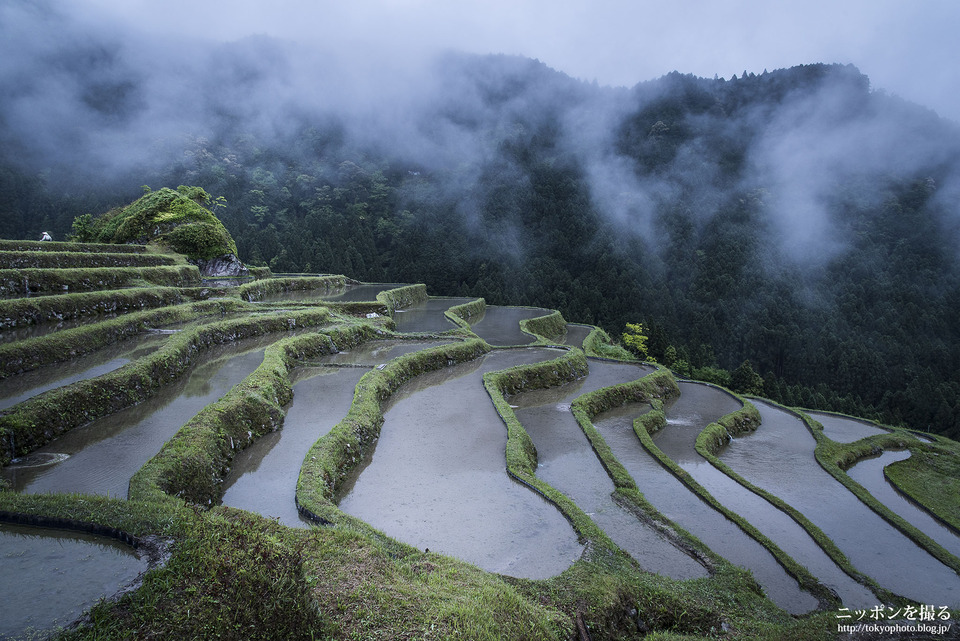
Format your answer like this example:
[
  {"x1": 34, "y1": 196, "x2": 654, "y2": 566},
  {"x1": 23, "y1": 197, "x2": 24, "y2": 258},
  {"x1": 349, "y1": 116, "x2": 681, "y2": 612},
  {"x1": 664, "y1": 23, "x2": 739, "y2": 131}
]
[
  {"x1": 3, "y1": 53, "x2": 960, "y2": 440},
  {"x1": 1, "y1": 234, "x2": 959, "y2": 639}
]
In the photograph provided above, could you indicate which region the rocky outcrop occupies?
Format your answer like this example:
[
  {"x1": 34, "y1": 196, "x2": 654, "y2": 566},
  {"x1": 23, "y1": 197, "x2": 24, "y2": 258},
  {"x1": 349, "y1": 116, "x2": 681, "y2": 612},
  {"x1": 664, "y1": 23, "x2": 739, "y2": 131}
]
[{"x1": 196, "y1": 253, "x2": 248, "y2": 277}]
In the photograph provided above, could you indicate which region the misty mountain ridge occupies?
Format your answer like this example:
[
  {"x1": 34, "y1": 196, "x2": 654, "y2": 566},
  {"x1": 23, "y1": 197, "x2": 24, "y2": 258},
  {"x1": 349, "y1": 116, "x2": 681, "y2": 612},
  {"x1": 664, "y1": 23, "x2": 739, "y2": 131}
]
[{"x1": 2, "y1": 16, "x2": 960, "y2": 439}]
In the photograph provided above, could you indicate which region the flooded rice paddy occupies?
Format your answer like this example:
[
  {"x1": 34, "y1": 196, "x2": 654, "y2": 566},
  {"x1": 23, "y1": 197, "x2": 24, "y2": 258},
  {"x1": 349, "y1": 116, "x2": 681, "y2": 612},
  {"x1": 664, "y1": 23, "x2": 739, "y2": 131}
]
[
  {"x1": 556, "y1": 323, "x2": 593, "y2": 348},
  {"x1": 465, "y1": 306, "x2": 554, "y2": 346},
  {"x1": 0, "y1": 523, "x2": 146, "y2": 639},
  {"x1": 0, "y1": 334, "x2": 168, "y2": 411},
  {"x1": 846, "y1": 449, "x2": 960, "y2": 560},
  {"x1": 392, "y1": 297, "x2": 476, "y2": 333},
  {"x1": 2, "y1": 337, "x2": 275, "y2": 498},
  {"x1": 511, "y1": 360, "x2": 707, "y2": 580},
  {"x1": 720, "y1": 399, "x2": 960, "y2": 606},
  {"x1": 810, "y1": 411, "x2": 889, "y2": 443},
  {"x1": 221, "y1": 339, "x2": 452, "y2": 527},
  {"x1": 647, "y1": 383, "x2": 821, "y2": 612},
  {"x1": 337, "y1": 347, "x2": 584, "y2": 579}
]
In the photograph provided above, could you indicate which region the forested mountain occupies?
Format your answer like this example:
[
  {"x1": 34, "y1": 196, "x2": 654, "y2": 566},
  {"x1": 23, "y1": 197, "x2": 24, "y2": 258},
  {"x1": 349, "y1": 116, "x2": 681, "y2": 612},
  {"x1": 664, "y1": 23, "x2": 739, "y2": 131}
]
[{"x1": 2, "y1": 13, "x2": 960, "y2": 438}]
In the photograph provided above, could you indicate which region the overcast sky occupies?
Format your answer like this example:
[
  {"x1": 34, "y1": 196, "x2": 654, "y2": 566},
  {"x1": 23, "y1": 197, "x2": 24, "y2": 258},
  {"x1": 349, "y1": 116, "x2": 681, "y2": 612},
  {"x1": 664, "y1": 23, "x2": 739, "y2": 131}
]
[{"x1": 79, "y1": 0, "x2": 960, "y2": 122}]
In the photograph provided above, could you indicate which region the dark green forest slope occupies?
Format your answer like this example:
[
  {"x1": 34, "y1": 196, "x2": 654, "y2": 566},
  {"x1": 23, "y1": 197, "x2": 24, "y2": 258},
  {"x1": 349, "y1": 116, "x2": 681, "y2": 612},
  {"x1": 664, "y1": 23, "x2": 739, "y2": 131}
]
[{"x1": 3, "y1": 44, "x2": 960, "y2": 438}]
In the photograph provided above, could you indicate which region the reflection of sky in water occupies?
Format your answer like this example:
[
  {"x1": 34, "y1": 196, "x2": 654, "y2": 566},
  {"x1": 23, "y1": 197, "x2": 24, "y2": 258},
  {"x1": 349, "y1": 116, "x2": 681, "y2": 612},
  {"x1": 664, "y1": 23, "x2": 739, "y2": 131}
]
[
  {"x1": 339, "y1": 348, "x2": 583, "y2": 579},
  {"x1": 3, "y1": 343, "x2": 269, "y2": 498},
  {"x1": 0, "y1": 524, "x2": 147, "y2": 639}
]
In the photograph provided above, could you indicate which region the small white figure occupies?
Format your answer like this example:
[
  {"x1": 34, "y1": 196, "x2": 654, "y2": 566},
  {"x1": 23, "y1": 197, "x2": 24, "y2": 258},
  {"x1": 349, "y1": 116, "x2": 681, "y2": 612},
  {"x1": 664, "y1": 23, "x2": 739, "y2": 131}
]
[{"x1": 40, "y1": 231, "x2": 52, "y2": 241}]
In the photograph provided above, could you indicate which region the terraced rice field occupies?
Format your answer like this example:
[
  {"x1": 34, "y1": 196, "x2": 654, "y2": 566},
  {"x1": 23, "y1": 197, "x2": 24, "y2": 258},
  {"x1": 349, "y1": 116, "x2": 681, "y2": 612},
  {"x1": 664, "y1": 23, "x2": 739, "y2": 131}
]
[{"x1": 1, "y1": 239, "x2": 959, "y2": 639}]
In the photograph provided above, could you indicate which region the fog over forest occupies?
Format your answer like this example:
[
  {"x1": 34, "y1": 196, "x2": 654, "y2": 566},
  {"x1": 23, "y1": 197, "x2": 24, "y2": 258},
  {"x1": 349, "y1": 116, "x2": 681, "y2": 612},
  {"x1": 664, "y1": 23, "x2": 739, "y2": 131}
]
[{"x1": 3, "y1": 1, "x2": 960, "y2": 438}]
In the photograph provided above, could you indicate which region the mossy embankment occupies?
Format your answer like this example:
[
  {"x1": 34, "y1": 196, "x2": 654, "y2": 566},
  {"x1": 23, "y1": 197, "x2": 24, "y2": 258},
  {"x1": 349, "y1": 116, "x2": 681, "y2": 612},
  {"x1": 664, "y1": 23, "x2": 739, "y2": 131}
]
[
  {"x1": 0, "y1": 286, "x2": 190, "y2": 329},
  {"x1": 0, "y1": 250, "x2": 181, "y2": 269},
  {"x1": 446, "y1": 297, "x2": 485, "y2": 330},
  {"x1": 518, "y1": 309, "x2": 567, "y2": 343},
  {"x1": 376, "y1": 283, "x2": 427, "y2": 311},
  {"x1": 0, "y1": 265, "x2": 200, "y2": 297},
  {"x1": 236, "y1": 275, "x2": 347, "y2": 302},
  {"x1": 566, "y1": 369, "x2": 719, "y2": 567},
  {"x1": 130, "y1": 322, "x2": 382, "y2": 506},
  {"x1": 0, "y1": 299, "x2": 246, "y2": 378},
  {"x1": 0, "y1": 307, "x2": 333, "y2": 466},
  {"x1": 808, "y1": 413, "x2": 960, "y2": 575},
  {"x1": 0, "y1": 239, "x2": 148, "y2": 254}
]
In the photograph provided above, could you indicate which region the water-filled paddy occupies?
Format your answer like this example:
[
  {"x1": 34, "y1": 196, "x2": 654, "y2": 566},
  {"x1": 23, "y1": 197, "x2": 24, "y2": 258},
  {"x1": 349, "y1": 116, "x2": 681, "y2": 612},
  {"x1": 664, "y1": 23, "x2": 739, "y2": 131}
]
[
  {"x1": 656, "y1": 384, "x2": 823, "y2": 612},
  {"x1": 512, "y1": 361, "x2": 707, "y2": 580},
  {"x1": 392, "y1": 297, "x2": 476, "y2": 333},
  {"x1": 2, "y1": 337, "x2": 275, "y2": 498},
  {"x1": 0, "y1": 333, "x2": 168, "y2": 411},
  {"x1": 846, "y1": 449, "x2": 960, "y2": 560},
  {"x1": 221, "y1": 339, "x2": 451, "y2": 527},
  {"x1": 721, "y1": 399, "x2": 960, "y2": 606},
  {"x1": 557, "y1": 323, "x2": 593, "y2": 348},
  {"x1": 466, "y1": 306, "x2": 554, "y2": 346},
  {"x1": 810, "y1": 411, "x2": 888, "y2": 443},
  {"x1": 337, "y1": 347, "x2": 584, "y2": 579},
  {"x1": 0, "y1": 523, "x2": 146, "y2": 639}
]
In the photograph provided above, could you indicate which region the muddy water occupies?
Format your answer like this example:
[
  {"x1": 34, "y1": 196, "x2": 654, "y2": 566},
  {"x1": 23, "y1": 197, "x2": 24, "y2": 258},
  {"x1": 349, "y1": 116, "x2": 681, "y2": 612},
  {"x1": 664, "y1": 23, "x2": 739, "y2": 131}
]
[
  {"x1": 557, "y1": 323, "x2": 593, "y2": 348},
  {"x1": 810, "y1": 411, "x2": 888, "y2": 443},
  {"x1": 392, "y1": 297, "x2": 476, "y2": 333},
  {"x1": 847, "y1": 450, "x2": 960, "y2": 560},
  {"x1": 467, "y1": 306, "x2": 554, "y2": 346},
  {"x1": 0, "y1": 334, "x2": 168, "y2": 411},
  {"x1": 221, "y1": 339, "x2": 451, "y2": 527},
  {"x1": 338, "y1": 347, "x2": 584, "y2": 579},
  {"x1": 720, "y1": 400, "x2": 960, "y2": 606},
  {"x1": 2, "y1": 337, "x2": 277, "y2": 498},
  {"x1": 0, "y1": 523, "x2": 146, "y2": 638},
  {"x1": 616, "y1": 383, "x2": 820, "y2": 613},
  {"x1": 511, "y1": 361, "x2": 706, "y2": 580},
  {"x1": 256, "y1": 283, "x2": 406, "y2": 303}
]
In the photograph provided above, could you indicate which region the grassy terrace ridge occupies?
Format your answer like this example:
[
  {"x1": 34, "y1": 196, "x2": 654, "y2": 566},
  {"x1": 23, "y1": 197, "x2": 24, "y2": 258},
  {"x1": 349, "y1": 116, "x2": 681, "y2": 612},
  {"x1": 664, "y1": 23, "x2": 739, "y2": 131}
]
[
  {"x1": 806, "y1": 412, "x2": 960, "y2": 575},
  {"x1": 0, "y1": 249, "x2": 182, "y2": 269},
  {"x1": 446, "y1": 296, "x2": 485, "y2": 326},
  {"x1": 0, "y1": 298, "x2": 247, "y2": 378},
  {"x1": 568, "y1": 369, "x2": 722, "y2": 570},
  {"x1": 376, "y1": 283, "x2": 428, "y2": 311},
  {"x1": 0, "y1": 286, "x2": 189, "y2": 328},
  {"x1": 884, "y1": 437, "x2": 960, "y2": 533},
  {"x1": 130, "y1": 322, "x2": 381, "y2": 506},
  {"x1": 690, "y1": 394, "x2": 892, "y2": 606},
  {"x1": 0, "y1": 264, "x2": 200, "y2": 297},
  {"x1": 0, "y1": 239, "x2": 149, "y2": 253},
  {"x1": 518, "y1": 309, "x2": 567, "y2": 343},
  {"x1": 0, "y1": 306, "x2": 332, "y2": 465},
  {"x1": 236, "y1": 274, "x2": 347, "y2": 302}
]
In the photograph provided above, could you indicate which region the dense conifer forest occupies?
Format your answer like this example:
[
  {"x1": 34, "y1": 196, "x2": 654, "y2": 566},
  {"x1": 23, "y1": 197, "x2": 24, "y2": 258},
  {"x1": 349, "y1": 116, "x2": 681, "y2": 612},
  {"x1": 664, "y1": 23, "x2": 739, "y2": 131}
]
[{"x1": 3, "y1": 47, "x2": 960, "y2": 439}]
